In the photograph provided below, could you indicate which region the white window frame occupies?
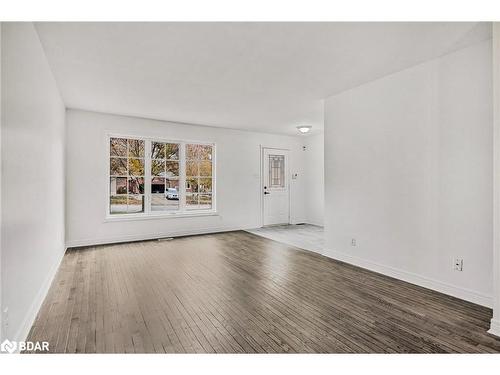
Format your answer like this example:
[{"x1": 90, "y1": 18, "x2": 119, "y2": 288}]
[{"x1": 106, "y1": 133, "x2": 217, "y2": 221}]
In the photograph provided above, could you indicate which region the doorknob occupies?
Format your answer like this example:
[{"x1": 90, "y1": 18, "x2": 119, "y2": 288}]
[{"x1": 264, "y1": 191, "x2": 270, "y2": 195}]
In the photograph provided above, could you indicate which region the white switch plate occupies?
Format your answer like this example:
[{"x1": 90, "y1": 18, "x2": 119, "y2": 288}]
[{"x1": 453, "y1": 258, "x2": 463, "y2": 271}]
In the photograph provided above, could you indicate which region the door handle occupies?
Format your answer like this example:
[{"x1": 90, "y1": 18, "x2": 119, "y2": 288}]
[{"x1": 264, "y1": 191, "x2": 270, "y2": 195}]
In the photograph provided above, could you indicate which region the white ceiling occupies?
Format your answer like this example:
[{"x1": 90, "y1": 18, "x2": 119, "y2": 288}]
[{"x1": 35, "y1": 22, "x2": 491, "y2": 136}]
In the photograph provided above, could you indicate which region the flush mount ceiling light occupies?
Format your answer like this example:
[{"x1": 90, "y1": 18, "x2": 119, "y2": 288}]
[{"x1": 297, "y1": 125, "x2": 312, "y2": 134}]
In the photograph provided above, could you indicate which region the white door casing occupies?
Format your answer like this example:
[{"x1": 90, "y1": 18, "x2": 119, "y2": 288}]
[
  {"x1": 490, "y1": 22, "x2": 500, "y2": 337},
  {"x1": 262, "y1": 147, "x2": 290, "y2": 226}
]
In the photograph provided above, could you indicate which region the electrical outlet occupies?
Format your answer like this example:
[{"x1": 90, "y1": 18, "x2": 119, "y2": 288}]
[
  {"x1": 453, "y1": 258, "x2": 464, "y2": 271},
  {"x1": 351, "y1": 238, "x2": 357, "y2": 246}
]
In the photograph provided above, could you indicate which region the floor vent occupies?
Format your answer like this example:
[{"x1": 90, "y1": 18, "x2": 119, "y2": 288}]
[{"x1": 157, "y1": 237, "x2": 174, "y2": 242}]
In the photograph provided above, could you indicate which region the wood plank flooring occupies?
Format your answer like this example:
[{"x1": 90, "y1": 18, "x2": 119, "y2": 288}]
[{"x1": 25, "y1": 231, "x2": 500, "y2": 353}]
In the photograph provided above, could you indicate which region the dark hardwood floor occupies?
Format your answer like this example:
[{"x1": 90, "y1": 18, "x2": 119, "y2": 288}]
[{"x1": 25, "y1": 231, "x2": 500, "y2": 353}]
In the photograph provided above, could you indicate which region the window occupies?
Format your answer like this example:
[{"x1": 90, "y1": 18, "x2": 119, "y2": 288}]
[
  {"x1": 110, "y1": 138, "x2": 145, "y2": 214},
  {"x1": 151, "y1": 142, "x2": 180, "y2": 212},
  {"x1": 109, "y1": 136, "x2": 215, "y2": 217},
  {"x1": 186, "y1": 144, "x2": 213, "y2": 210},
  {"x1": 269, "y1": 155, "x2": 285, "y2": 188}
]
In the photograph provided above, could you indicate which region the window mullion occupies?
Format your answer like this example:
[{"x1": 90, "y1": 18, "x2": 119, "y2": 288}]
[
  {"x1": 180, "y1": 142, "x2": 186, "y2": 213},
  {"x1": 144, "y1": 139, "x2": 152, "y2": 214}
]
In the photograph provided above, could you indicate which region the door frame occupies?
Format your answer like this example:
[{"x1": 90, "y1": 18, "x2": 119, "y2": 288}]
[{"x1": 260, "y1": 145, "x2": 291, "y2": 227}]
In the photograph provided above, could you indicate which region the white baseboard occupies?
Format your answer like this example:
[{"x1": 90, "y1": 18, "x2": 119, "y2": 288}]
[
  {"x1": 65, "y1": 225, "x2": 256, "y2": 248},
  {"x1": 488, "y1": 318, "x2": 500, "y2": 337},
  {"x1": 9, "y1": 245, "x2": 67, "y2": 349},
  {"x1": 323, "y1": 248, "x2": 492, "y2": 308}
]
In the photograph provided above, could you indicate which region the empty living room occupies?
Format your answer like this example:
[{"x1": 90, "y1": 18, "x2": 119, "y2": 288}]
[{"x1": 2, "y1": 0, "x2": 500, "y2": 373}]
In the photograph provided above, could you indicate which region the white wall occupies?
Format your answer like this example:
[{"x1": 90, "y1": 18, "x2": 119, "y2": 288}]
[
  {"x1": 324, "y1": 40, "x2": 493, "y2": 306},
  {"x1": 66, "y1": 109, "x2": 306, "y2": 247},
  {"x1": 1, "y1": 23, "x2": 66, "y2": 341},
  {"x1": 0, "y1": 22, "x2": 3, "y2": 338},
  {"x1": 303, "y1": 133, "x2": 324, "y2": 226}
]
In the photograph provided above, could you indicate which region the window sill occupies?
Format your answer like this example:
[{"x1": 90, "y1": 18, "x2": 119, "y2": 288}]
[{"x1": 104, "y1": 211, "x2": 219, "y2": 222}]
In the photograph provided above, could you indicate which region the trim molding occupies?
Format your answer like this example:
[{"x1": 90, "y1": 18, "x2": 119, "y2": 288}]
[
  {"x1": 491, "y1": 22, "x2": 500, "y2": 341},
  {"x1": 305, "y1": 220, "x2": 324, "y2": 227},
  {"x1": 10, "y1": 245, "x2": 66, "y2": 348},
  {"x1": 488, "y1": 318, "x2": 500, "y2": 337},
  {"x1": 104, "y1": 211, "x2": 219, "y2": 223},
  {"x1": 323, "y1": 248, "x2": 492, "y2": 308},
  {"x1": 66, "y1": 225, "x2": 257, "y2": 248}
]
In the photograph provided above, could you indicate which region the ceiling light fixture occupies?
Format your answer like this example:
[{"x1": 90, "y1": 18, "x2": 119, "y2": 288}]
[{"x1": 297, "y1": 125, "x2": 312, "y2": 134}]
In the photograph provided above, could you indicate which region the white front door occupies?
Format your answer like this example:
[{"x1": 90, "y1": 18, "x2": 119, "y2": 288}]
[{"x1": 262, "y1": 148, "x2": 290, "y2": 226}]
